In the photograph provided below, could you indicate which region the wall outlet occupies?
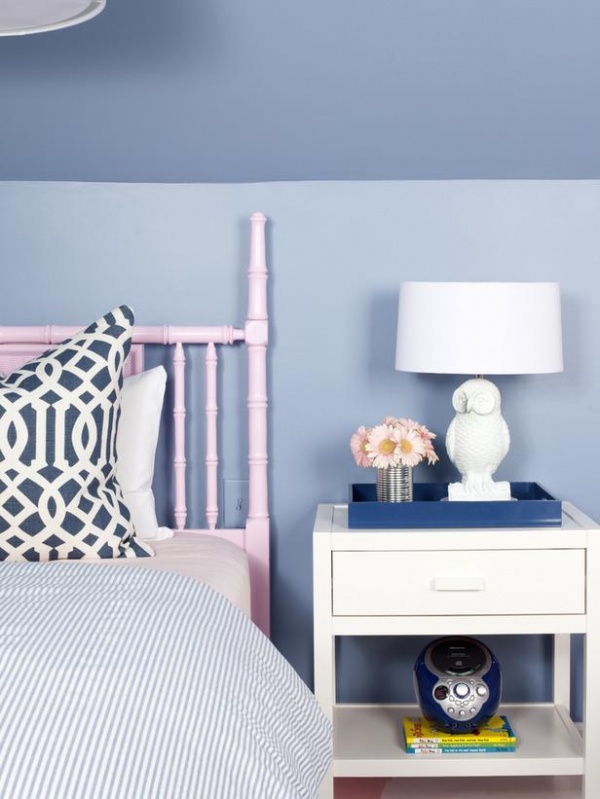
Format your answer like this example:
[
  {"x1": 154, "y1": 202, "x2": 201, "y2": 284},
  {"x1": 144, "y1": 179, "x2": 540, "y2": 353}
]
[{"x1": 223, "y1": 478, "x2": 249, "y2": 528}]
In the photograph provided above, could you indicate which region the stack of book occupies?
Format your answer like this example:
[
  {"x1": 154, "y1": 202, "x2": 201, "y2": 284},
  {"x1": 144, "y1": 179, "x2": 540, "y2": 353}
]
[{"x1": 402, "y1": 715, "x2": 517, "y2": 754}]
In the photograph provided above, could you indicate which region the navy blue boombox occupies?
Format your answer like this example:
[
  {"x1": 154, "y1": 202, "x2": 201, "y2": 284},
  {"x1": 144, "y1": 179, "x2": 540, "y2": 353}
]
[{"x1": 413, "y1": 637, "x2": 501, "y2": 733}]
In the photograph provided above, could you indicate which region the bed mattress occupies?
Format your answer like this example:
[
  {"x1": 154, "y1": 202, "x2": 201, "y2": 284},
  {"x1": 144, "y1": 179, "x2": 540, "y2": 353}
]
[{"x1": 86, "y1": 532, "x2": 251, "y2": 617}]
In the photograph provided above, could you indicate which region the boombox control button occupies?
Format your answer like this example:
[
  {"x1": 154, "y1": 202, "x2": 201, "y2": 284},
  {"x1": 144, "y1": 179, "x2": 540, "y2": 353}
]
[
  {"x1": 458, "y1": 710, "x2": 466, "y2": 717},
  {"x1": 434, "y1": 685, "x2": 449, "y2": 700},
  {"x1": 454, "y1": 682, "x2": 470, "y2": 698},
  {"x1": 476, "y1": 685, "x2": 488, "y2": 697}
]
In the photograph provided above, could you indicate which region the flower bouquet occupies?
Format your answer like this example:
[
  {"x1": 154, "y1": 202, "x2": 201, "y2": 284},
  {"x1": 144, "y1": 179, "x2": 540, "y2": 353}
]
[{"x1": 350, "y1": 416, "x2": 438, "y2": 501}]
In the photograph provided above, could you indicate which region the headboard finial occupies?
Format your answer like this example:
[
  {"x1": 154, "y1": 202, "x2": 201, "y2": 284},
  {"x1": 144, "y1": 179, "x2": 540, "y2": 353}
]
[{"x1": 247, "y1": 213, "x2": 267, "y2": 322}]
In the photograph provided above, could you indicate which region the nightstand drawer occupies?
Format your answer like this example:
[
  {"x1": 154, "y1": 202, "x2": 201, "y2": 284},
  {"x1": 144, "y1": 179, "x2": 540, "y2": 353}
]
[{"x1": 332, "y1": 549, "x2": 585, "y2": 616}]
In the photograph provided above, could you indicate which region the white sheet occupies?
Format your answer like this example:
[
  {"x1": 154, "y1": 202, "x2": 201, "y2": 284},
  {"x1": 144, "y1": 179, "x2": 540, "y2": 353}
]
[{"x1": 88, "y1": 532, "x2": 252, "y2": 616}]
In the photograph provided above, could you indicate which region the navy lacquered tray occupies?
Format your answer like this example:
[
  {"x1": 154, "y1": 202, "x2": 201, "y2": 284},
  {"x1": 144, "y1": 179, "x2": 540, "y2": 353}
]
[{"x1": 348, "y1": 482, "x2": 561, "y2": 529}]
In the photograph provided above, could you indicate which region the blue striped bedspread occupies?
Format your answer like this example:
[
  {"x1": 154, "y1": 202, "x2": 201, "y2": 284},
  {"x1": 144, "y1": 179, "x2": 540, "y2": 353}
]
[{"x1": 0, "y1": 563, "x2": 332, "y2": 798}]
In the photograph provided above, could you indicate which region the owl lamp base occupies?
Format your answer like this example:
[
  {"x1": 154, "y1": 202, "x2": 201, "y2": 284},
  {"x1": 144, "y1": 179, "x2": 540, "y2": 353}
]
[
  {"x1": 447, "y1": 480, "x2": 511, "y2": 502},
  {"x1": 445, "y1": 377, "x2": 512, "y2": 502}
]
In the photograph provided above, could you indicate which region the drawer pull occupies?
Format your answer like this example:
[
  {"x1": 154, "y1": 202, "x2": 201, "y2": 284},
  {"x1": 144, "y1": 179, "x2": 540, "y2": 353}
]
[{"x1": 433, "y1": 577, "x2": 485, "y2": 592}]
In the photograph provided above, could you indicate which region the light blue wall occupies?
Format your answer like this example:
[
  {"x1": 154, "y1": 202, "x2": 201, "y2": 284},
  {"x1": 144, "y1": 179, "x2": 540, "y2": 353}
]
[
  {"x1": 0, "y1": 1, "x2": 599, "y2": 181},
  {"x1": 1, "y1": 179, "x2": 598, "y2": 715}
]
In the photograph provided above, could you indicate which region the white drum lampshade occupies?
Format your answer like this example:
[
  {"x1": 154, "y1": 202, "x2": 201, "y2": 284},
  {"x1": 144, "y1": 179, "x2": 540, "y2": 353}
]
[
  {"x1": 395, "y1": 282, "x2": 563, "y2": 500},
  {"x1": 0, "y1": 0, "x2": 105, "y2": 36}
]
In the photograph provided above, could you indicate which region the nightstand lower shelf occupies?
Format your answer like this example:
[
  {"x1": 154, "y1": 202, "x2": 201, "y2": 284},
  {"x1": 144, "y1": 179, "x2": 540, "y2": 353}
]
[{"x1": 333, "y1": 703, "x2": 583, "y2": 778}]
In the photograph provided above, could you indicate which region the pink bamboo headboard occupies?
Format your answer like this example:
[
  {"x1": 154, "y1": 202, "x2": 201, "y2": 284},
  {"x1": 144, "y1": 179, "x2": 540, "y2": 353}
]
[{"x1": 0, "y1": 212, "x2": 270, "y2": 636}]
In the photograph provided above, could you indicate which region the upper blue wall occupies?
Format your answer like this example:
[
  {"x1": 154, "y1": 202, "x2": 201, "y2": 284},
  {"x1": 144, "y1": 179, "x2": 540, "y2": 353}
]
[{"x1": 0, "y1": 0, "x2": 599, "y2": 182}]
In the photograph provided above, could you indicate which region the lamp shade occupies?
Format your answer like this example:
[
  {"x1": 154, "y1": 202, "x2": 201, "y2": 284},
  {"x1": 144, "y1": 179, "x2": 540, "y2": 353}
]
[
  {"x1": 395, "y1": 282, "x2": 563, "y2": 375},
  {"x1": 0, "y1": 0, "x2": 104, "y2": 36}
]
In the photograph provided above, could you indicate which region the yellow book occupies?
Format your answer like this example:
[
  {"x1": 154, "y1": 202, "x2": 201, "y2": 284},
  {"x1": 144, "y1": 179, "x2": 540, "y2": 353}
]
[{"x1": 403, "y1": 715, "x2": 517, "y2": 746}]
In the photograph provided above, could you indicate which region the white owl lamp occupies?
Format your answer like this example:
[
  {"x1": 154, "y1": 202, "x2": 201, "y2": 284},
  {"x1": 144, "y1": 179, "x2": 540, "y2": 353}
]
[{"x1": 395, "y1": 282, "x2": 563, "y2": 502}]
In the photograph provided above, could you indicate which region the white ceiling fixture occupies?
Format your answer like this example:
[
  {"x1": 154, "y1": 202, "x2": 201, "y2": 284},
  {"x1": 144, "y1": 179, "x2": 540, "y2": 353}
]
[{"x1": 0, "y1": 0, "x2": 105, "y2": 36}]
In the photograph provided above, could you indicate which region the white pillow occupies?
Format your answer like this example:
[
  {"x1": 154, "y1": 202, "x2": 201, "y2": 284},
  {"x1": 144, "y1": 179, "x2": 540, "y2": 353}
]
[{"x1": 117, "y1": 366, "x2": 173, "y2": 541}]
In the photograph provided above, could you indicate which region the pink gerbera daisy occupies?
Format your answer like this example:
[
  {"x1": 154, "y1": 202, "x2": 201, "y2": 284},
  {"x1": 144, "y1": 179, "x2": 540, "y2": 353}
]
[
  {"x1": 350, "y1": 415, "x2": 439, "y2": 471},
  {"x1": 423, "y1": 439, "x2": 440, "y2": 465},
  {"x1": 396, "y1": 428, "x2": 427, "y2": 467},
  {"x1": 350, "y1": 425, "x2": 372, "y2": 467},
  {"x1": 397, "y1": 417, "x2": 416, "y2": 428},
  {"x1": 366, "y1": 424, "x2": 401, "y2": 469},
  {"x1": 416, "y1": 422, "x2": 437, "y2": 442}
]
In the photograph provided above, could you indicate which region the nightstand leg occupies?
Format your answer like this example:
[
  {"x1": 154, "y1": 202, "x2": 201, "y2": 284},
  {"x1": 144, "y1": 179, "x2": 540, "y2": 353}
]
[
  {"x1": 583, "y1": 539, "x2": 600, "y2": 798},
  {"x1": 315, "y1": 632, "x2": 334, "y2": 799},
  {"x1": 553, "y1": 633, "x2": 571, "y2": 713},
  {"x1": 314, "y1": 534, "x2": 335, "y2": 799}
]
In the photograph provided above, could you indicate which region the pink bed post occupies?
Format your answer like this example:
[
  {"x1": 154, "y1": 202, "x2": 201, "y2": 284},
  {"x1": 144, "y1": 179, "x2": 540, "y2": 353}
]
[
  {"x1": 244, "y1": 212, "x2": 270, "y2": 636},
  {"x1": 173, "y1": 341, "x2": 187, "y2": 530},
  {"x1": 205, "y1": 343, "x2": 219, "y2": 530}
]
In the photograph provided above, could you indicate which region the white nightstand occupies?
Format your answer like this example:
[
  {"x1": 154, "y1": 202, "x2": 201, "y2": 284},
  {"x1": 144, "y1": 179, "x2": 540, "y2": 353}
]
[{"x1": 313, "y1": 501, "x2": 600, "y2": 799}]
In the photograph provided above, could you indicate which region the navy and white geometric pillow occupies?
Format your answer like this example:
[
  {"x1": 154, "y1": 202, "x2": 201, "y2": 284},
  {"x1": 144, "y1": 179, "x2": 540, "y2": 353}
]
[{"x1": 0, "y1": 306, "x2": 153, "y2": 561}]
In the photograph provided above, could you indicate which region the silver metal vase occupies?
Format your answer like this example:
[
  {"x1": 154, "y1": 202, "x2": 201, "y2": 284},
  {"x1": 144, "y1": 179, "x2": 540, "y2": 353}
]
[{"x1": 376, "y1": 465, "x2": 413, "y2": 502}]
